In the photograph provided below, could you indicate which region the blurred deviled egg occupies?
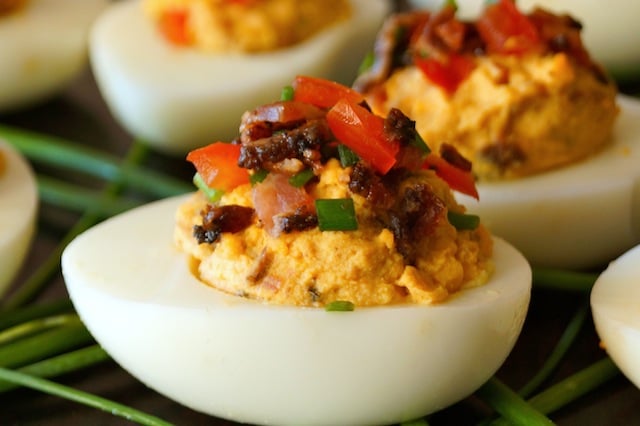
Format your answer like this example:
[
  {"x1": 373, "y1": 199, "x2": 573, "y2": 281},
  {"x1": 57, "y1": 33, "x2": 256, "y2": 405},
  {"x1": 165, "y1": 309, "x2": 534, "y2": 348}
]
[
  {"x1": 0, "y1": 0, "x2": 107, "y2": 112},
  {"x1": 89, "y1": 0, "x2": 390, "y2": 154},
  {"x1": 0, "y1": 139, "x2": 37, "y2": 295},
  {"x1": 591, "y1": 244, "x2": 640, "y2": 389}
]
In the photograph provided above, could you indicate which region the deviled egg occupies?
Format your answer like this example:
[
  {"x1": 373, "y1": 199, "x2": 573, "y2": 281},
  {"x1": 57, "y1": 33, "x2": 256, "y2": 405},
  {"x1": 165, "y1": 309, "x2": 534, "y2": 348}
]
[
  {"x1": 61, "y1": 195, "x2": 531, "y2": 425},
  {"x1": 89, "y1": 0, "x2": 390, "y2": 154},
  {"x1": 591, "y1": 244, "x2": 640, "y2": 389},
  {"x1": 0, "y1": 139, "x2": 38, "y2": 295},
  {"x1": 0, "y1": 0, "x2": 107, "y2": 112}
]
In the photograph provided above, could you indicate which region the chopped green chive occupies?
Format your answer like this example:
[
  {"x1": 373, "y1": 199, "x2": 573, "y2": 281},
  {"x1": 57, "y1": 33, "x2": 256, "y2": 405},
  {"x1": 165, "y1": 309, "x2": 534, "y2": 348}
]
[
  {"x1": 447, "y1": 211, "x2": 480, "y2": 230},
  {"x1": 325, "y1": 300, "x2": 355, "y2": 312},
  {"x1": 250, "y1": 169, "x2": 269, "y2": 185},
  {"x1": 193, "y1": 173, "x2": 224, "y2": 203},
  {"x1": 358, "y1": 51, "x2": 375, "y2": 75},
  {"x1": 280, "y1": 85, "x2": 295, "y2": 101},
  {"x1": 315, "y1": 198, "x2": 358, "y2": 231},
  {"x1": 411, "y1": 132, "x2": 431, "y2": 154},
  {"x1": 338, "y1": 144, "x2": 360, "y2": 167},
  {"x1": 288, "y1": 169, "x2": 315, "y2": 188}
]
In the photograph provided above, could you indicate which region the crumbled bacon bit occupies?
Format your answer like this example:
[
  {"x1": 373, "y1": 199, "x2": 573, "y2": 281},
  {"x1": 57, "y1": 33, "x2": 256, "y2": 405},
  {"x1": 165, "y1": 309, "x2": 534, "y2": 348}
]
[{"x1": 193, "y1": 204, "x2": 254, "y2": 244}]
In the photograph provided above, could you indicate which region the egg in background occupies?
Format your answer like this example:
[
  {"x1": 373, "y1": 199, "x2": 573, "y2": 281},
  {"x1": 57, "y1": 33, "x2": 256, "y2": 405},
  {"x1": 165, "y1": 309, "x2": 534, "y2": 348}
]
[
  {"x1": 61, "y1": 195, "x2": 532, "y2": 425},
  {"x1": 455, "y1": 96, "x2": 640, "y2": 270},
  {"x1": 89, "y1": 0, "x2": 390, "y2": 155},
  {"x1": 0, "y1": 139, "x2": 38, "y2": 295},
  {"x1": 0, "y1": 0, "x2": 108, "y2": 113},
  {"x1": 405, "y1": 0, "x2": 640, "y2": 79},
  {"x1": 591, "y1": 244, "x2": 640, "y2": 389}
]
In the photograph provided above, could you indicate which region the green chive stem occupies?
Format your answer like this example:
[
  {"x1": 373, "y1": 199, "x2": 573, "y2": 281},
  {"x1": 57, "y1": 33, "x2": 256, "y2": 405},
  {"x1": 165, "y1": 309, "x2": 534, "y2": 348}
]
[
  {"x1": 38, "y1": 175, "x2": 142, "y2": 216},
  {"x1": 0, "y1": 313, "x2": 80, "y2": 346},
  {"x1": 0, "y1": 345, "x2": 109, "y2": 393},
  {"x1": 475, "y1": 377, "x2": 554, "y2": 426},
  {"x1": 517, "y1": 300, "x2": 590, "y2": 398},
  {"x1": 487, "y1": 358, "x2": 620, "y2": 425},
  {"x1": 532, "y1": 268, "x2": 598, "y2": 293},
  {"x1": 0, "y1": 299, "x2": 74, "y2": 331},
  {"x1": 1, "y1": 141, "x2": 150, "y2": 311},
  {"x1": 0, "y1": 321, "x2": 92, "y2": 368},
  {"x1": 0, "y1": 125, "x2": 191, "y2": 198},
  {"x1": 0, "y1": 367, "x2": 172, "y2": 426}
]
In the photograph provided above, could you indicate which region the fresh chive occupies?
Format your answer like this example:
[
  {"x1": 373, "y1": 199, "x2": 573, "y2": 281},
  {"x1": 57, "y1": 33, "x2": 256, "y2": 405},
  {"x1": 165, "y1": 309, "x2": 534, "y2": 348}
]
[
  {"x1": 338, "y1": 144, "x2": 360, "y2": 167},
  {"x1": 0, "y1": 299, "x2": 74, "y2": 331},
  {"x1": 400, "y1": 419, "x2": 430, "y2": 426},
  {"x1": 0, "y1": 368, "x2": 173, "y2": 426},
  {"x1": 0, "y1": 321, "x2": 93, "y2": 369},
  {"x1": 410, "y1": 132, "x2": 431, "y2": 154},
  {"x1": 288, "y1": 168, "x2": 315, "y2": 188},
  {"x1": 447, "y1": 211, "x2": 480, "y2": 230},
  {"x1": 531, "y1": 268, "x2": 598, "y2": 293},
  {"x1": 250, "y1": 169, "x2": 269, "y2": 185},
  {"x1": 0, "y1": 345, "x2": 109, "y2": 393},
  {"x1": 0, "y1": 314, "x2": 80, "y2": 346},
  {"x1": 315, "y1": 198, "x2": 358, "y2": 231},
  {"x1": 193, "y1": 172, "x2": 224, "y2": 203},
  {"x1": 518, "y1": 300, "x2": 589, "y2": 398},
  {"x1": 0, "y1": 141, "x2": 151, "y2": 312},
  {"x1": 0, "y1": 125, "x2": 192, "y2": 198},
  {"x1": 475, "y1": 377, "x2": 554, "y2": 426},
  {"x1": 38, "y1": 175, "x2": 141, "y2": 216},
  {"x1": 358, "y1": 51, "x2": 375, "y2": 75},
  {"x1": 325, "y1": 300, "x2": 355, "y2": 312},
  {"x1": 280, "y1": 85, "x2": 295, "y2": 101}
]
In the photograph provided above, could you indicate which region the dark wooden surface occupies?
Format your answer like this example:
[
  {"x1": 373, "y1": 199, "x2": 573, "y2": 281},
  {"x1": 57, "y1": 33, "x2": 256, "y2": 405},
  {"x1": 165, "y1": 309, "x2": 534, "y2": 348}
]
[{"x1": 1, "y1": 65, "x2": 640, "y2": 425}]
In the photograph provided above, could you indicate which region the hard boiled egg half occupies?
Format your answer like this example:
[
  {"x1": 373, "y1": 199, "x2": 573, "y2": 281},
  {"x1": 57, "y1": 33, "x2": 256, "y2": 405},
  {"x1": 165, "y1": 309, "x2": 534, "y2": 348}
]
[
  {"x1": 591, "y1": 244, "x2": 640, "y2": 389},
  {"x1": 89, "y1": 0, "x2": 390, "y2": 155},
  {"x1": 0, "y1": 0, "x2": 107, "y2": 112},
  {"x1": 0, "y1": 139, "x2": 38, "y2": 295},
  {"x1": 62, "y1": 195, "x2": 531, "y2": 425},
  {"x1": 456, "y1": 96, "x2": 640, "y2": 270}
]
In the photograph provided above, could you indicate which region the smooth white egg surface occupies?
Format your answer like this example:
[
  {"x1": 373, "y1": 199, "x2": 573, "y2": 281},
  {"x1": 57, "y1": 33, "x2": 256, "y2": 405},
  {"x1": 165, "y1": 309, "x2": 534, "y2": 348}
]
[
  {"x1": 0, "y1": 139, "x2": 38, "y2": 295},
  {"x1": 0, "y1": 0, "x2": 107, "y2": 112},
  {"x1": 89, "y1": 0, "x2": 389, "y2": 155},
  {"x1": 591, "y1": 244, "x2": 640, "y2": 389},
  {"x1": 456, "y1": 96, "x2": 640, "y2": 270},
  {"x1": 62, "y1": 195, "x2": 531, "y2": 426}
]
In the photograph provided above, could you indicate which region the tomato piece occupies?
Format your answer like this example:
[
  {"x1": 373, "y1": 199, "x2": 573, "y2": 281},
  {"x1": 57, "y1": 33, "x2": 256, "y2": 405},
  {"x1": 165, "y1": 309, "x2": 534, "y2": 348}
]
[
  {"x1": 158, "y1": 8, "x2": 192, "y2": 46},
  {"x1": 326, "y1": 99, "x2": 399, "y2": 174},
  {"x1": 414, "y1": 53, "x2": 476, "y2": 94},
  {"x1": 476, "y1": 0, "x2": 541, "y2": 55},
  {"x1": 186, "y1": 143, "x2": 250, "y2": 192},
  {"x1": 423, "y1": 153, "x2": 478, "y2": 199},
  {"x1": 292, "y1": 75, "x2": 364, "y2": 109}
]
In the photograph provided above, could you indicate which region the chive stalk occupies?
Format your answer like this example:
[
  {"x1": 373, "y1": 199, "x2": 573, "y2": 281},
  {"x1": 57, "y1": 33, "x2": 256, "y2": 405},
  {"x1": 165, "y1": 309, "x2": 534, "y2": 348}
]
[
  {"x1": 447, "y1": 211, "x2": 480, "y2": 230},
  {"x1": 288, "y1": 168, "x2": 315, "y2": 188},
  {"x1": 0, "y1": 299, "x2": 74, "y2": 331},
  {"x1": 532, "y1": 268, "x2": 598, "y2": 292},
  {"x1": 0, "y1": 321, "x2": 92, "y2": 368},
  {"x1": 0, "y1": 345, "x2": 109, "y2": 393},
  {"x1": 193, "y1": 172, "x2": 224, "y2": 202},
  {"x1": 475, "y1": 377, "x2": 554, "y2": 426},
  {"x1": 0, "y1": 314, "x2": 80, "y2": 345},
  {"x1": 0, "y1": 125, "x2": 192, "y2": 197},
  {"x1": 315, "y1": 198, "x2": 358, "y2": 231},
  {"x1": 0, "y1": 141, "x2": 151, "y2": 311},
  {"x1": 325, "y1": 300, "x2": 355, "y2": 312},
  {"x1": 0, "y1": 367, "x2": 172, "y2": 426}
]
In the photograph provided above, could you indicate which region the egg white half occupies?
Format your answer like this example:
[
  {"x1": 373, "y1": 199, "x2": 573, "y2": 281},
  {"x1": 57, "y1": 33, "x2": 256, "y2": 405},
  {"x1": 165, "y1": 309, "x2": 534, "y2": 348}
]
[
  {"x1": 61, "y1": 194, "x2": 531, "y2": 425},
  {"x1": 0, "y1": 0, "x2": 107, "y2": 112},
  {"x1": 591, "y1": 244, "x2": 640, "y2": 389},
  {"x1": 89, "y1": 0, "x2": 390, "y2": 155},
  {"x1": 0, "y1": 139, "x2": 38, "y2": 295},
  {"x1": 457, "y1": 95, "x2": 640, "y2": 270}
]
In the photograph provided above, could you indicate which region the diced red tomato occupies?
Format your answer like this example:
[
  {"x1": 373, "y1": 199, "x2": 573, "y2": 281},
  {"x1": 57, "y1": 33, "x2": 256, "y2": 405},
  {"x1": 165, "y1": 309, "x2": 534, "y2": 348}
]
[
  {"x1": 158, "y1": 8, "x2": 192, "y2": 46},
  {"x1": 414, "y1": 53, "x2": 476, "y2": 95},
  {"x1": 423, "y1": 153, "x2": 478, "y2": 199},
  {"x1": 292, "y1": 75, "x2": 365, "y2": 109},
  {"x1": 476, "y1": 0, "x2": 542, "y2": 55},
  {"x1": 326, "y1": 99, "x2": 399, "y2": 174},
  {"x1": 252, "y1": 173, "x2": 315, "y2": 235},
  {"x1": 186, "y1": 143, "x2": 249, "y2": 192}
]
